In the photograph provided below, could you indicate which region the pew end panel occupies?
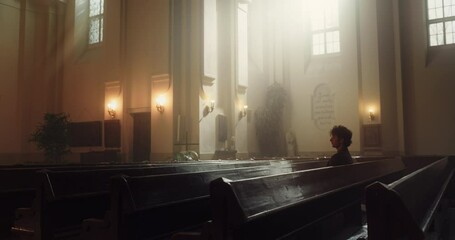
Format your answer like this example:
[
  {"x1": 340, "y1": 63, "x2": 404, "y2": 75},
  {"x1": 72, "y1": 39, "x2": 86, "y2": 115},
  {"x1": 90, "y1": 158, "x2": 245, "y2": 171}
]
[
  {"x1": 365, "y1": 182, "x2": 425, "y2": 240},
  {"x1": 209, "y1": 178, "x2": 246, "y2": 240}
]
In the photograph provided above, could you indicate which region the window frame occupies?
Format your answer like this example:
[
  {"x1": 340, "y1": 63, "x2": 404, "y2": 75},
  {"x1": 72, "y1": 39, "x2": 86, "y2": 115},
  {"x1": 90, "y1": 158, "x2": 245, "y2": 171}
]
[
  {"x1": 310, "y1": 0, "x2": 341, "y2": 56},
  {"x1": 87, "y1": 0, "x2": 105, "y2": 47},
  {"x1": 426, "y1": 0, "x2": 455, "y2": 47}
]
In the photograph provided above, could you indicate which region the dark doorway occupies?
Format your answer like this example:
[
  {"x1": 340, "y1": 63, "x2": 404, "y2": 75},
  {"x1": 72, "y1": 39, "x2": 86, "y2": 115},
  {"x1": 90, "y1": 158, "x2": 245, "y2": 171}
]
[{"x1": 131, "y1": 112, "x2": 151, "y2": 162}]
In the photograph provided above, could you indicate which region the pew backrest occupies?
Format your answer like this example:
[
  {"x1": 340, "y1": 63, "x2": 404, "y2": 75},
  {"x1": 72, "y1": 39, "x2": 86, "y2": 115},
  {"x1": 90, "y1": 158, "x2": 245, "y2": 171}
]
[{"x1": 400, "y1": 155, "x2": 445, "y2": 174}]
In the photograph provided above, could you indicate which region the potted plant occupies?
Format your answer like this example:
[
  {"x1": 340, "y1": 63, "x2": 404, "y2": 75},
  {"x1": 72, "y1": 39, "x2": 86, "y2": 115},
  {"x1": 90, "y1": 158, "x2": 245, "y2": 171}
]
[
  {"x1": 30, "y1": 113, "x2": 71, "y2": 163},
  {"x1": 255, "y1": 82, "x2": 288, "y2": 157}
]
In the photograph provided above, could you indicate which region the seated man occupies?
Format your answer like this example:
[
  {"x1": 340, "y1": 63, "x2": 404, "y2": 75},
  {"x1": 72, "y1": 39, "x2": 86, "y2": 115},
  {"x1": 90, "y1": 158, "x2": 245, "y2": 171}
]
[{"x1": 327, "y1": 125, "x2": 353, "y2": 166}]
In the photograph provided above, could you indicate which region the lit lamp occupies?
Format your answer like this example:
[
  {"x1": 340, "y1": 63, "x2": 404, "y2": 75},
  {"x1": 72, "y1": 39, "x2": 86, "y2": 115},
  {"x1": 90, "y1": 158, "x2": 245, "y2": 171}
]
[
  {"x1": 368, "y1": 108, "x2": 375, "y2": 121},
  {"x1": 107, "y1": 100, "x2": 117, "y2": 119},
  {"x1": 241, "y1": 105, "x2": 248, "y2": 118},
  {"x1": 156, "y1": 95, "x2": 165, "y2": 113}
]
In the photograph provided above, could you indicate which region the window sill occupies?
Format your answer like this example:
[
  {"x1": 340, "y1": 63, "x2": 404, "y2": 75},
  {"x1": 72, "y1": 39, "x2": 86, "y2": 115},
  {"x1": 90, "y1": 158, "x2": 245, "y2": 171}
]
[
  {"x1": 311, "y1": 52, "x2": 341, "y2": 59},
  {"x1": 87, "y1": 42, "x2": 103, "y2": 50}
]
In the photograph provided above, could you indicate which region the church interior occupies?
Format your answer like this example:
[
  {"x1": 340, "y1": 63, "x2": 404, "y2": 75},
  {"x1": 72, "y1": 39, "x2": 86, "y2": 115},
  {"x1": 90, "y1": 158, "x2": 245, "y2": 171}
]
[{"x1": 1, "y1": 0, "x2": 455, "y2": 239}]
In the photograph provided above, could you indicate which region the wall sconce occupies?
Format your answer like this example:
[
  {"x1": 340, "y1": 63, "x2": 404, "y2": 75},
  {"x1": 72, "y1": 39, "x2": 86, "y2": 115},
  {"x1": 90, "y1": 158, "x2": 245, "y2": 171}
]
[
  {"x1": 202, "y1": 100, "x2": 215, "y2": 117},
  {"x1": 156, "y1": 95, "x2": 165, "y2": 113},
  {"x1": 209, "y1": 100, "x2": 215, "y2": 113},
  {"x1": 107, "y1": 100, "x2": 117, "y2": 119},
  {"x1": 368, "y1": 109, "x2": 375, "y2": 121},
  {"x1": 241, "y1": 105, "x2": 248, "y2": 118}
]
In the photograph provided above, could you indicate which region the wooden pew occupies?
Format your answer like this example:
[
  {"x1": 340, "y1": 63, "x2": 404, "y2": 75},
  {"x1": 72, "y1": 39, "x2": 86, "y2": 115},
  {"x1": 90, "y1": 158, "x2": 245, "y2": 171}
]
[
  {"x1": 208, "y1": 159, "x2": 405, "y2": 240},
  {"x1": 0, "y1": 163, "x2": 158, "y2": 238},
  {"x1": 365, "y1": 156, "x2": 454, "y2": 240},
  {"x1": 3, "y1": 159, "x2": 281, "y2": 237},
  {"x1": 12, "y1": 160, "x2": 300, "y2": 240},
  {"x1": 81, "y1": 160, "x2": 330, "y2": 240}
]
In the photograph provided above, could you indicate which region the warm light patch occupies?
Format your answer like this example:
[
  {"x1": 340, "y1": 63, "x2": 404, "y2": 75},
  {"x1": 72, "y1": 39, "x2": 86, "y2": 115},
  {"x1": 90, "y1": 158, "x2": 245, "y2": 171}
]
[
  {"x1": 368, "y1": 107, "x2": 375, "y2": 121},
  {"x1": 107, "y1": 100, "x2": 117, "y2": 118},
  {"x1": 107, "y1": 100, "x2": 117, "y2": 111},
  {"x1": 156, "y1": 95, "x2": 166, "y2": 113}
]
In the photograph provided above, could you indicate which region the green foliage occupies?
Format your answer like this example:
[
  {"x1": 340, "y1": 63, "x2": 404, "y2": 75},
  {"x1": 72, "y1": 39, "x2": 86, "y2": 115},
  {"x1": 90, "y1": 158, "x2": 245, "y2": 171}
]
[
  {"x1": 30, "y1": 113, "x2": 70, "y2": 162},
  {"x1": 255, "y1": 82, "x2": 287, "y2": 156}
]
